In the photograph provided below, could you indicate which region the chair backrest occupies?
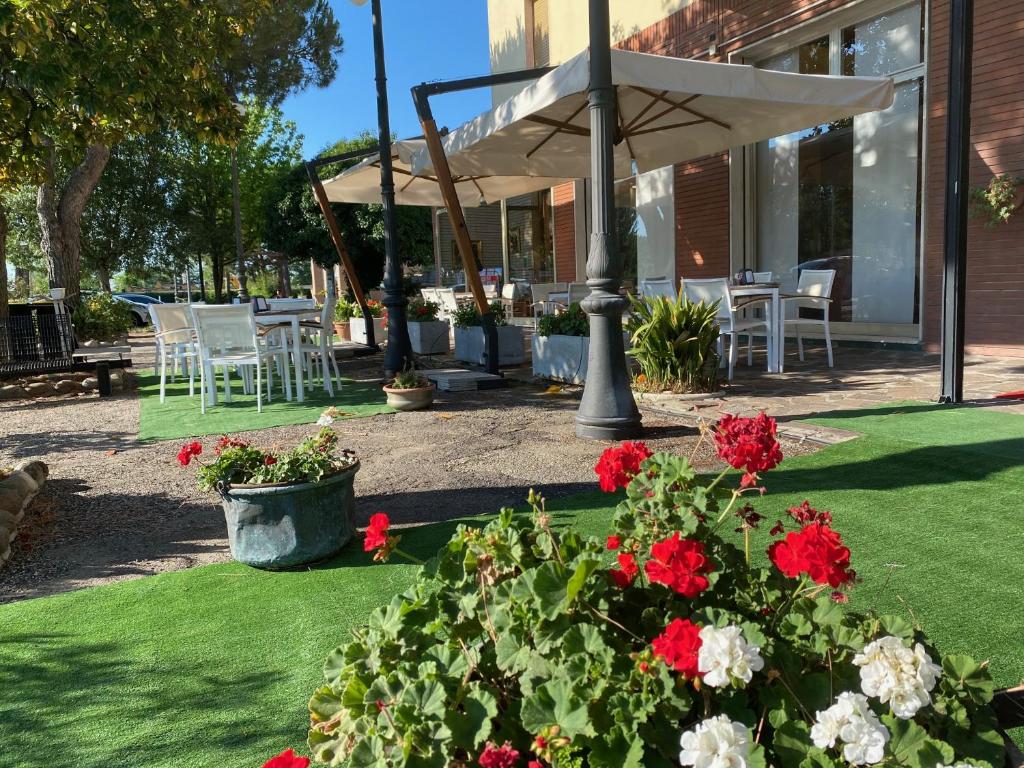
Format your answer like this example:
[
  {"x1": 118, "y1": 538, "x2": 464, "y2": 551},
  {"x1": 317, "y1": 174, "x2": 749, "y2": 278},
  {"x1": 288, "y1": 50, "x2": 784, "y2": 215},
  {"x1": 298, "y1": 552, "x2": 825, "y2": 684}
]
[
  {"x1": 680, "y1": 277, "x2": 731, "y2": 320},
  {"x1": 316, "y1": 292, "x2": 337, "y2": 329},
  {"x1": 483, "y1": 284, "x2": 498, "y2": 298},
  {"x1": 420, "y1": 287, "x2": 439, "y2": 303},
  {"x1": 753, "y1": 271, "x2": 774, "y2": 283},
  {"x1": 435, "y1": 288, "x2": 460, "y2": 314},
  {"x1": 190, "y1": 305, "x2": 258, "y2": 356},
  {"x1": 149, "y1": 303, "x2": 193, "y2": 334},
  {"x1": 268, "y1": 298, "x2": 316, "y2": 310},
  {"x1": 530, "y1": 283, "x2": 558, "y2": 303},
  {"x1": 639, "y1": 278, "x2": 676, "y2": 301},
  {"x1": 501, "y1": 283, "x2": 516, "y2": 300},
  {"x1": 796, "y1": 269, "x2": 836, "y2": 298},
  {"x1": 568, "y1": 282, "x2": 589, "y2": 304}
]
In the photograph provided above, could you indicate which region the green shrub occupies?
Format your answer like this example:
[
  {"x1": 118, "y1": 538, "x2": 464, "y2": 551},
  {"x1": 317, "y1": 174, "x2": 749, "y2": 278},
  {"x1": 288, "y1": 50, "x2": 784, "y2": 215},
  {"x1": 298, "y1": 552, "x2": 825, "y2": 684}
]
[
  {"x1": 351, "y1": 299, "x2": 385, "y2": 319},
  {"x1": 73, "y1": 293, "x2": 135, "y2": 340},
  {"x1": 407, "y1": 298, "x2": 440, "y2": 322},
  {"x1": 451, "y1": 300, "x2": 506, "y2": 329},
  {"x1": 334, "y1": 296, "x2": 360, "y2": 321},
  {"x1": 627, "y1": 294, "x2": 720, "y2": 393},
  {"x1": 537, "y1": 302, "x2": 588, "y2": 337}
]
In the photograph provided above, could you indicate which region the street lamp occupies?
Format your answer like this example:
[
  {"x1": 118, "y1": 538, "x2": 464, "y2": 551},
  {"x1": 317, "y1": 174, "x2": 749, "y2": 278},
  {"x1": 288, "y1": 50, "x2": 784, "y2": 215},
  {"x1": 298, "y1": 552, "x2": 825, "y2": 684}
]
[{"x1": 351, "y1": 0, "x2": 412, "y2": 376}]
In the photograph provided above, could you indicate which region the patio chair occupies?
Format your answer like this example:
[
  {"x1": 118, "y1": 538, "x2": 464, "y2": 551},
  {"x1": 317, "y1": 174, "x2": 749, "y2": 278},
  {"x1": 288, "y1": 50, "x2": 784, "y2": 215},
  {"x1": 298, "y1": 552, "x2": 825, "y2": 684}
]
[
  {"x1": 420, "y1": 287, "x2": 440, "y2": 304},
  {"x1": 190, "y1": 305, "x2": 290, "y2": 414},
  {"x1": 783, "y1": 268, "x2": 836, "y2": 368},
  {"x1": 267, "y1": 298, "x2": 316, "y2": 311},
  {"x1": 681, "y1": 277, "x2": 769, "y2": 380},
  {"x1": 297, "y1": 293, "x2": 343, "y2": 397},
  {"x1": 435, "y1": 288, "x2": 461, "y2": 321},
  {"x1": 529, "y1": 283, "x2": 566, "y2": 326},
  {"x1": 742, "y1": 271, "x2": 774, "y2": 362},
  {"x1": 638, "y1": 277, "x2": 676, "y2": 301},
  {"x1": 149, "y1": 303, "x2": 196, "y2": 403},
  {"x1": 499, "y1": 283, "x2": 518, "y2": 319},
  {"x1": 568, "y1": 282, "x2": 589, "y2": 305}
]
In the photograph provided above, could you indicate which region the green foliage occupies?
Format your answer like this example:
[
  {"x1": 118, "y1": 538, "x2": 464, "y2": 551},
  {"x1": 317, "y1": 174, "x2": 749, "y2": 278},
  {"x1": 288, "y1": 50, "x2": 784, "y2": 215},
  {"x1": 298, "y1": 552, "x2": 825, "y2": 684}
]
[
  {"x1": 72, "y1": 292, "x2": 135, "y2": 340},
  {"x1": 390, "y1": 367, "x2": 428, "y2": 391},
  {"x1": 307, "y1": 453, "x2": 1001, "y2": 768},
  {"x1": 627, "y1": 294, "x2": 721, "y2": 393},
  {"x1": 450, "y1": 301, "x2": 507, "y2": 328},
  {"x1": 407, "y1": 298, "x2": 440, "y2": 323},
  {"x1": 334, "y1": 296, "x2": 360, "y2": 321},
  {"x1": 193, "y1": 428, "x2": 354, "y2": 492},
  {"x1": 351, "y1": 299, "x2": 384, "y2": 319},
  {"x1": 969, "y1": 174, "x2": 1021, "y2": 228},
  {"x1": 537, "y1": 303, "x2": 589, "y2": 337}
]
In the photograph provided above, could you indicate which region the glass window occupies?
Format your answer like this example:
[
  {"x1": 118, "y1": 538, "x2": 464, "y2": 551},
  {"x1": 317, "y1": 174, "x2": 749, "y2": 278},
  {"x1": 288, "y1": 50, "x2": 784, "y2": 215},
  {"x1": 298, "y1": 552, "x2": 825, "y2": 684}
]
[
  {"x1": 615, "y1": 178, "x2": 639, "y2": 291},
  {"x1": 506, "y1": 192, "x2": 554, "y2": 284}
]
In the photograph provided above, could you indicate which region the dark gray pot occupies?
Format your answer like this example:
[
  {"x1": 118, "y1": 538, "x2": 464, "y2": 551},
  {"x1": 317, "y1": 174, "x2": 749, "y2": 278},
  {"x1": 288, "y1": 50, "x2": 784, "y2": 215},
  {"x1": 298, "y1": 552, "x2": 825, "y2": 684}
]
[{"x1": 219, "y1": 462, "x2": 360, "y2": 570}]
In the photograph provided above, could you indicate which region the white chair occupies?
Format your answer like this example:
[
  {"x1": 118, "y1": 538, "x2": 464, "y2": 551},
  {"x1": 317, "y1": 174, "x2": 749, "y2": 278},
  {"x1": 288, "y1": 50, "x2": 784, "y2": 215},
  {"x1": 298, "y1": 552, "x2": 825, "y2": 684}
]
[
  {"x1": 267, "y1": 298, "x2": 316, "y2": 311},
  {"x1": 420, "y1": 287, "x2": 440, "y2": 304},
  {"x1": 568, "y1": 282, "x2": 589, "y2": 305},
  {"x1": 190, "y1": 305, "x2": 290, "y2": 414},
  {"x1": 681, "y1": 277, "x2": 770, "y2": 381},
  {"x1": 783, "y1": 269, "x2": 836, "y2": 367},
  {"x1": 529, "y1": 283, "x2": 566, "y2": 325},
  {"x1": 742, "y1": 271, "x2": 774, "y2": 362},
  {"x1": 297, "y1": 294, "x2": 343, "y2": 396},
  {"x1": 435, "y1": 288, "x2": 461, "y2": 321},
  {"x1": 639, "y1": 277, "x2": 677, "y2": 301},
  {"x1": 498, "y1": 283, "x2": 518, "y2": 319},
  {"x1": 149, "y1": 304, "x2": 196, "y2": 403}
]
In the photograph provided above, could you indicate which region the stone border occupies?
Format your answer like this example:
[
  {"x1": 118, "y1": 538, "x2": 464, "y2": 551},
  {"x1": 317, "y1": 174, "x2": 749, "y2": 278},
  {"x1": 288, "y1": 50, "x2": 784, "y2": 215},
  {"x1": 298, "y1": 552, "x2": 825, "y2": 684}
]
[
  {"x1": 0, "y1": 460, "x2": 48, "y2": 568},
  {"x1": 0, "y1": 370, "x2": 137, "y2": 401}
]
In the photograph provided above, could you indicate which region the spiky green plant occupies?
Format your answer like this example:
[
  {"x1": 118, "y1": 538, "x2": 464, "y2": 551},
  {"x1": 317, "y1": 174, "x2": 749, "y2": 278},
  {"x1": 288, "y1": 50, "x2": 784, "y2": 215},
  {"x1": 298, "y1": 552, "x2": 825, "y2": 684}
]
[{"x1": 627, "y1": 294, "x2": 721, "y2": 393}]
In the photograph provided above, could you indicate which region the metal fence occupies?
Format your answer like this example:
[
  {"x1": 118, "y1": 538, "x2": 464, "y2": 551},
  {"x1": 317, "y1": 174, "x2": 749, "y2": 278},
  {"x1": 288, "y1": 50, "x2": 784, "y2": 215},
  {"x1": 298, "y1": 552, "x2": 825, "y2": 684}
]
[{"x1": 0, "y1": 306, "x2": 77, "y2": 375}]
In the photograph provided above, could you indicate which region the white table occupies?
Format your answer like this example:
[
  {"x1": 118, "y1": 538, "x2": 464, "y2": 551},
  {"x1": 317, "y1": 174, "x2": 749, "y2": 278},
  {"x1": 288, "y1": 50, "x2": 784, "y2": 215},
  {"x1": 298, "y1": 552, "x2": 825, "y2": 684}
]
[
  {"x1": 730, "y1": 284, "x2": 783, "y2": 373},
  {"x1": 255, "y1": 308, "x2": 321, "y2": 403}
]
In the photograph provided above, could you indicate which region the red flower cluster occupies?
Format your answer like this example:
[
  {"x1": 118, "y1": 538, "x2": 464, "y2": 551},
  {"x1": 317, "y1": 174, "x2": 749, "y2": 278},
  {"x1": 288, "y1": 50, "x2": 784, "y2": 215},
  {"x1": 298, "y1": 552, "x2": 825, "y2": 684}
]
[
  {"x1": 262, "y1": 749, "x2": 309, "y2": 768},
  {"x1": 479, "y1": 741, "x2": 520, "y2": 768},
  {"x1": 645, "y1": 533, "x2": 714, "y2": 598},
  {"x1": 606, "y1": 535, "x2": 621, "y2": 550},
  {"x1": 767, "y1": 521, "x2": 855, "y2": 588},
  {"x1": 264, "y1": 455, "x2": 278, "y2": 466},
  {"x1": 651, "y1": 618, "x2": 702, "y2": 677},
  {"x1": 214, "y1": 435, "x2": 248, "y2": 454},
  {"x1": 594, "y1": 441, "x2": 653, "y2": 492},
  {"x1": 363, "y1": 512, "x2": 390, "y2": 552},
  {"x1": 714, "y1": 413, "x2": 783, "y2": 486},
  {"x1": 609, "y1": 552, "x2": 638, "y2": 588},
  {"x1": 786, "y1": 500, "x2": 832, "y2": 526},
  {"x1": 177, "y1": 441, "x2": 202, "y2": 467}
]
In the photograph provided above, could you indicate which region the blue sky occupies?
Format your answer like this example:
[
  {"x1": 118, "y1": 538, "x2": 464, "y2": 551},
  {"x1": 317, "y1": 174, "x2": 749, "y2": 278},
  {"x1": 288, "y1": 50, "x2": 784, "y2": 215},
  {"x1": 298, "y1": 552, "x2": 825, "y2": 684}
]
[{"x1": 280, "y1": 1, "x2": 494, "y2": 158}]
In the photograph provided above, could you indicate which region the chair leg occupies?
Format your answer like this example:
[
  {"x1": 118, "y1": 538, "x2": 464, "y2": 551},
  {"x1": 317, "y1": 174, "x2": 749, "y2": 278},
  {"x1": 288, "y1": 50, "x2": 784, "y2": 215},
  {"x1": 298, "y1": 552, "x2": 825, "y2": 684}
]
[
  {"x1": 159, "y1": 348, "x2": 167, "y2": 403},
  {"x1": 320, "y1": 340, "x2": 333, "y2": 396},
  {"x1": 187, "y1": 355, "x2": 195, "y2": 398},
  {"x1": 717, "y1": 335, "x2": 726, "y2": 368},
  {"x1": 824, "y1": 321, "x2": 834, "y2": 368},
  {"x1": 329, "y1": 346, "x2": 342, "y2": 391},
  {"x1": 256, "y1": 360, "x2": 263, "y2": 414},
  {"x1": 199, "y1": 362, "x2": 207, "y2": 414},
  {"x1": 746, "y1": 334, "x2": 753, "y2": 366},
  {"x1": 797, "y1": 324, "x2": 805, "y2": 362},
  {"x1": 728, "y1": 332, "x2": 738, "y2": 380}
]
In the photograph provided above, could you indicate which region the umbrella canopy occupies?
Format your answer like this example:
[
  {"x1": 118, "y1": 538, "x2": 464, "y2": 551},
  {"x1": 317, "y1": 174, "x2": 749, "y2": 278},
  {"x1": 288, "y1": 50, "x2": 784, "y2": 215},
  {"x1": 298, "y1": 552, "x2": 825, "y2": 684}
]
[
  {"x1": 411, "y1": 48, "x2": 894, "y2": 179},
  {"x1": 321, "y1": 139, "x2": 570, "y2": 207}
]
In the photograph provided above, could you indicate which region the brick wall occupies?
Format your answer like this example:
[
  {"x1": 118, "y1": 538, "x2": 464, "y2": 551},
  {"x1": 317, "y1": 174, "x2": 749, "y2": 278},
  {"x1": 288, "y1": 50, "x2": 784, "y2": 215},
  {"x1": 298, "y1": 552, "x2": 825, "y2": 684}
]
[{"x1": 552, "y1": 182, "x2": 577, "y2": 281}]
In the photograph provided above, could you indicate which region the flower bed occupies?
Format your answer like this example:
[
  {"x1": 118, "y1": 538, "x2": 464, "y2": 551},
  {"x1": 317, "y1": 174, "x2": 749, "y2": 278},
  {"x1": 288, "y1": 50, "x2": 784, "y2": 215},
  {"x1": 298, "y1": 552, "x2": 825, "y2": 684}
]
[{"x1": 295, "y1": 415, "x2": 1003, "y2": 768}]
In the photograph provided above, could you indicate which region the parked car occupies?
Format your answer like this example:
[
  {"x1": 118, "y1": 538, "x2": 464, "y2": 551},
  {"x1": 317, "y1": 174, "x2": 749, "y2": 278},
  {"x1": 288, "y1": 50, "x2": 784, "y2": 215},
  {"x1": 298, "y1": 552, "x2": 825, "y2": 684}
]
[
  {"x1": 112, "y1": 295, "x2": 151, "y2": 326},
  {"x1": 114, "y1": 293, "x2": 163, "y2": 305}
]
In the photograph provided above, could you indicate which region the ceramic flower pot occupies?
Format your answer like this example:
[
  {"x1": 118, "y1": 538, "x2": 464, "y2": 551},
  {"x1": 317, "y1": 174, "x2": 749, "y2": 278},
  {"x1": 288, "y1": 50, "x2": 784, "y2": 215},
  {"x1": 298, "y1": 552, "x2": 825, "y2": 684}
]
[
  {"x1": 218, "y1": 462, "x2": 359, "y2": 570},
  {"x1": 333, "y1": 321, "x2": 351, "y2": 341},
  {"x1": 382, "y1": 383, "x2": 434, "y2": 411}
]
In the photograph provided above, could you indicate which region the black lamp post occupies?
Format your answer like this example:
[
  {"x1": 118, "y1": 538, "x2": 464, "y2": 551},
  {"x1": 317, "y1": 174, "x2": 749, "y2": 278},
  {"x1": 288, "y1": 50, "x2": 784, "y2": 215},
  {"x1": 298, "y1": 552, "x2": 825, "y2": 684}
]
[
  {"x1": 575, "y1": 0, "x2": 642, "y2": 440},
  {"x1": 353, "y1": 0, "x2": 412, "y2": 375}
]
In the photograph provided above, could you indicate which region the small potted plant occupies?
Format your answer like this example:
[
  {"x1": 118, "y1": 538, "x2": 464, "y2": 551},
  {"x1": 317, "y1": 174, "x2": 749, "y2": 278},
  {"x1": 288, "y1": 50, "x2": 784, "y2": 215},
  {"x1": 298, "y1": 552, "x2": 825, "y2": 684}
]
[
  {"x1": 382, "y1": 366, "x2": 435, "y2": 411},
  {"x1": 332, "y1": 297, "x2": 357, "y2": 341},
  {"x1": 532, "y1": 302, "x2": 591, "y2": 384},
  {"x1": 452, "y1": 300, "x2": 525, "y2": 366},
  {"x1": 406, "y1": 297, "x2": 449, "y2": 355},
  {"x1": 176, "y1": 410, "x2": 359, "y2": 569},
  {"x1": 350, "y1": 299, "x2": 386, "y2": 346}
]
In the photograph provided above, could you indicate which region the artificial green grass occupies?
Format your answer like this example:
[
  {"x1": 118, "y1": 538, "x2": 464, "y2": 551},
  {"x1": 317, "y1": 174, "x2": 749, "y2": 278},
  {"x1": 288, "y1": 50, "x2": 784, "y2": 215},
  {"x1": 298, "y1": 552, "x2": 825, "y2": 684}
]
[
  {"x1": 137, "y1": 371, "x2": 394, "y2": 442},
  {"x1": 2, "y1": 403, "x2": 1022, "y2": 767}
]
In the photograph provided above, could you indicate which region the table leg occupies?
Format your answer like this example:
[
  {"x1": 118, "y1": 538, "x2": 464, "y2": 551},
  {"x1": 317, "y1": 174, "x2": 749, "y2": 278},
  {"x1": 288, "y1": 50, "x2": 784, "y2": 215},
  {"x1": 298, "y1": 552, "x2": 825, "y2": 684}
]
[
  {"x1": 292, "y1": 319, "x2": 304, "y2": 403},
  {"x1": 774, "y1": 291, "x2": 784, "y2": 374}
]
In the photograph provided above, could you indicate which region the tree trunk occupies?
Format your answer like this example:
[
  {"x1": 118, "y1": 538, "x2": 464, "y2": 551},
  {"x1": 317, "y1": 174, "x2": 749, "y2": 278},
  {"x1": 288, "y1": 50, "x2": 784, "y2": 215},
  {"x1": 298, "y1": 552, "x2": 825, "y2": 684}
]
[
  {"x1": 277, "y1": 253, "x2": 292, "y2": 296},
  {"x1": 0, "y1": 199, "x2": 9, "y2": 319},
  {"x1": 13, "y1": 267, "x2": 29, "y2": 301},
  {"x1": 230, "y1": 147, "x2": 248, "y2": 300},
  {"x1": 96, "y1": 263, "x2": 112, "y2": 293},
  {"x1": 211, "y1": 251, "x2": 225, "y2": 304},
  {"x1": 36, "y1": 143, "x2": 111, "y2": 311}
]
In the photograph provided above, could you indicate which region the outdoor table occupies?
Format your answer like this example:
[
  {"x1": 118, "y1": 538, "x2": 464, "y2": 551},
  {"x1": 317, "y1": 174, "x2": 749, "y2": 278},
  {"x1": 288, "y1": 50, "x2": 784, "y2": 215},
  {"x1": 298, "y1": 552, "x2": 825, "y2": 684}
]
[
  {"x1": 730, "y1": 283, "x2": 783, "y2": 373},
  {"x1": 254, "y1": 308, "x2": 321, "y2": 403}
]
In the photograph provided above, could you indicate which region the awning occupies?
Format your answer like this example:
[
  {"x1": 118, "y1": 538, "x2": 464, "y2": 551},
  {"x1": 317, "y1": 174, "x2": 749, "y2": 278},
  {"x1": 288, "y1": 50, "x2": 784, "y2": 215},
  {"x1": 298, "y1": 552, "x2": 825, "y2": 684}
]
[
  {"x1": 321, "y1": 139, "x2": 569, "y2": 207},
  {"x1": 411, "y1": 47, "x2": 894, "y2": 178}
]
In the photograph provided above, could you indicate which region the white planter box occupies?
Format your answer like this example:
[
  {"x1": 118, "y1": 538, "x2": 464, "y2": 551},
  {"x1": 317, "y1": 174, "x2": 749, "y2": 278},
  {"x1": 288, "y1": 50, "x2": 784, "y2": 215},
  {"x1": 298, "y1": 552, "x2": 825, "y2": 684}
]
[
  {"x1": 350, "y1": 316, "x2": 386, "y2": 346},
  {"x1": 532, "y1": 334, "x2": 590, "y2": 384},
  {"x1": 409, "y1": 320, "x2": 450, "y2": 355},
  {"x1": 453, "y1": 325, "x2": 525, "y2": 366}
]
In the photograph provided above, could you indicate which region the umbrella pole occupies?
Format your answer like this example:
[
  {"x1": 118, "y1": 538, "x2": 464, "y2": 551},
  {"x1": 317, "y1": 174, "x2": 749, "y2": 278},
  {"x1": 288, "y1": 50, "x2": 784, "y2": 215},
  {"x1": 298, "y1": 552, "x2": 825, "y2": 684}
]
[
  {"x1": 575, "y1": 0, "x2": 642, "y2": 439},
  {"x1": 306, "y1": 163, "x2": 377, "y2": 349}
]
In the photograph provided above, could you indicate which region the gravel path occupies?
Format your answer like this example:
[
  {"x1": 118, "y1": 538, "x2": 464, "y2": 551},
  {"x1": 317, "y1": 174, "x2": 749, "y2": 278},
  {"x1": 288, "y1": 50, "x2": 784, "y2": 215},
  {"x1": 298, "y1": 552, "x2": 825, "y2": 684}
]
[{"x1": 0, "y1": 337, "x2": 816, "y2": 603}]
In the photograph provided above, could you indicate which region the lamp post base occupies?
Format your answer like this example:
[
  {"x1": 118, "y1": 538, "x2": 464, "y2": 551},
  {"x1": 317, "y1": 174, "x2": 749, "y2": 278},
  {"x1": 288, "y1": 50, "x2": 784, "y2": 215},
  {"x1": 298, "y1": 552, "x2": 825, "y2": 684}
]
[{"x1": 575, "y1": 417, "x2": 643, "y2": 441}]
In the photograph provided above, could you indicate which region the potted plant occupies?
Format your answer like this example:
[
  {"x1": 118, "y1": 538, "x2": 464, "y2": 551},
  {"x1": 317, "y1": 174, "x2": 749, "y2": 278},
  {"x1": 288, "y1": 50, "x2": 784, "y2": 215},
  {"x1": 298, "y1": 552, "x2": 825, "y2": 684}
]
[
  {"x1": 406, "y1": 297, "x2": 450, "y2": 355},
  {"x1": 332, "y1": 296, "x2": 357, "y2": 341},
  {"x1": 350, "y1": 299, "x2": 386, "y2": 346},
  {"x1": 532, "y1": 302, "x2": 591, "y2": 384},
  {"x1": 452, "y1": 300, "x2": 525, "y2": 366},
  {"x1": 382, "y1": 366, "x2": 435, "y2": 411},
  {"x1": 176, "y1": 410, "x2": 359, "y2": 570}
]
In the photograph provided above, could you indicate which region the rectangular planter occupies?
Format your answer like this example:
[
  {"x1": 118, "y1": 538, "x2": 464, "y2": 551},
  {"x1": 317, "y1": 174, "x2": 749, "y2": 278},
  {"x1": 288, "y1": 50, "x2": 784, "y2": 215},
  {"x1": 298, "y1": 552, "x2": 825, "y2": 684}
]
[
  {"x1": 409, "y1": 320, "x2": 450, "y2": 355},
  {"x1": 532, "y1": 334, "x2": 590, "y2": 384},
  {"x1": 350, "y1": 316, "x2": 386, "y2": 346},
  {"x1": 453, "y1": 325, "x2": 525, "y2": 366}
]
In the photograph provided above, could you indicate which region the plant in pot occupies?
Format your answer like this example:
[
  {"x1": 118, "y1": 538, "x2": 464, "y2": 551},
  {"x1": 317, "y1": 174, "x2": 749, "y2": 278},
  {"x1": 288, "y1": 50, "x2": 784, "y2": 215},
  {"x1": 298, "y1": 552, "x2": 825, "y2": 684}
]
[
  {"x1": 452, "y1": 300, "x2": 525, "y2": 366},
  {"x1": 332, "y1": 297, "x2": 358, "y2": 341},
  {"x1": 176, "y1": 411, "x2": 359, "y2": 569},
  {"x1": 350, "y1": 299, "x2": 387, "y2": 346},
  {"x1": 406, "y1": 297, "x2": 449, "y2": 355},
  {"x1": 628, "y1": 293, "x2": 722, "y2": 395},
  {"x1": 532, "y1": 302, "x2": 592, "y2": 384},
  {"x1": 382, "y1": 365, "x2": 435, "y2": 411}
]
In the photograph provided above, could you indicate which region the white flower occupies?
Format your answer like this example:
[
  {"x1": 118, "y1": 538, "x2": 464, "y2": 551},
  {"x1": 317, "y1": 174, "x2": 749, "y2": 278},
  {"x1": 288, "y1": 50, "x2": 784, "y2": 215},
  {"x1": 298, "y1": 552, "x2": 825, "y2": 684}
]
[
  {"x1": 853, "y1": 635, "x2": 940, "y2": 718},
  {"x1": 697, "y1": 625, "x2": 765, "y2": 688},
  {"x1": 679, "y1": 714, "x2": 753, "y2": 768},
  {"x1": 812, "y1": 692, "x2": 890, "y2": 766},
  {"x1": 316, "y1": 414, "x2": 335, "y2": 426}
]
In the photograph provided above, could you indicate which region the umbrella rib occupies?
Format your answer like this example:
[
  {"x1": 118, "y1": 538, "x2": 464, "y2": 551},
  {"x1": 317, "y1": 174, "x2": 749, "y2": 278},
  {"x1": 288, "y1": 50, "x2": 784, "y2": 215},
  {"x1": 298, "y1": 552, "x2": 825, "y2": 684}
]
[
  {"x1": 622, "y1": 89, "x2": 669, "y2": 132},
  {"x1": 626, "y1": 92, "x2": 702, "y2": 133},
  {"x1": 631, "y1": 88, "x2": 731, "y2": 132},
  {"x1": 525, "y1": 101, "x2": 590, "y2": 158},
  {"x1": 629, "y1": 118, "x2": 708, "y2": 137}
]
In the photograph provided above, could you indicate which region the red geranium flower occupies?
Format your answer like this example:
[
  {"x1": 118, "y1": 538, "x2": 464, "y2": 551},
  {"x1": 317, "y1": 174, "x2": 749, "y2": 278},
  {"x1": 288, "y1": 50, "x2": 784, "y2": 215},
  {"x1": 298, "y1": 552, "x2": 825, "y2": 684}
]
[
  {"x1": 651, "y1": 618, "x2": 703, "y2": 677},
  {"x1": 363, "y1": 512, "x2": 390, "y2": 553},
  {"x1": 594, "y1": 441, "x2": 653, "y2": 492},
  {"x1": 262, "y1": 748, "x2": 310, "y2": 768},
  {"x1": 715, "y1": 413, "x2": 783, "y2": 478},
  {"x1": 264, "y1": 455, "x2": 277, "y2": 466},
  {"x1": 606, "y1": 535, "x2": 621, "y2": 550},
  {"x1": 767, "y1": 521, "x2": 855, "y2": 588},
  {"x1": 644, "y1": 533, "x2": 714, "y2": 598},
  {"x1": 214, "y1": 435, "x2": 248, "y2": 454},
  {"x1": 609, "y1": 552, "x2": 638, "y2": 588},
  {"x1": 787, "y1": 500, "x2": 832, "y2": 525},
  {"x1": 479, "y1": 741, "x2": 520, "y2": 768},
  {"x1": 176, "y1": 440, "x2": 202, "y2": 467}
]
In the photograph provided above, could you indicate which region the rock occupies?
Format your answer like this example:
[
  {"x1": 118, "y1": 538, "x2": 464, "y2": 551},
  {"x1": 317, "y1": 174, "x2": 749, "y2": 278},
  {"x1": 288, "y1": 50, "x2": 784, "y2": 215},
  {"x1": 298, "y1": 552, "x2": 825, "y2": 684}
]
[
  {"x1": 25, "y1": 382, "x2": 58, "y2": 397},
  {"x1": 0, "y1": 508, "x2": 18, "y2": 533},
  {"x1": 0, "y1": 385, "x2": 27, "y2": 400},
  {"x1": 0, "y1": 544, "x2": 9, "y2": 564},
  {"x1": 81, "y1": 377, "x2": 98, "y2": 391},
  {"x1": 54, "y1": 379, "x2": 82, "y2": 394},
  {"x1": 14, "y1": 460, "x2": 48, "y2": 486},
  {"x1": 0, "y1": 470, "x2": 38, "y2": 499}
]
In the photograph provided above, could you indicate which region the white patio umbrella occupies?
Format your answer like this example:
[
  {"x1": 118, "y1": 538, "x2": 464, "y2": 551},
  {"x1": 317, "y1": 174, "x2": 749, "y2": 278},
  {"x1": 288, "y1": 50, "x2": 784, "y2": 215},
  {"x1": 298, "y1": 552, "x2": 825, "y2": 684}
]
[
  {"x1": 321, "y1": 139, "x2": 569, "y2": 206},
  {"x1": 411, "y1": 47, "x2": 894, "y2": 178}
]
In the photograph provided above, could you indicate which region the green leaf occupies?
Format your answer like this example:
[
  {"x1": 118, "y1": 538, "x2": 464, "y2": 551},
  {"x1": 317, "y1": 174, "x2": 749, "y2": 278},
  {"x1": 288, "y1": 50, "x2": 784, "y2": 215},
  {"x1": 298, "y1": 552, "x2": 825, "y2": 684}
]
[
  {"x1": 772, "y1": 719, "x2": 814, "y2": 768},
  {"x1": 531, "y1": 562, "x2": 569, "y2": 620},
  {"x1": 400, "y1": 680, "x2": 447, "y2": 719},
  {"x1": 445, "y1": 684, "x2": 497, "y2": 750},
  {"x1": 942, "y1": 654, "x2": 995, "y2": 704},
  {"x1": 566, "y1": 557, "x2": 601, "y2": 606},
  {"x1": 520, "y1": 678, "x2": 593, "y2": 739}
]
